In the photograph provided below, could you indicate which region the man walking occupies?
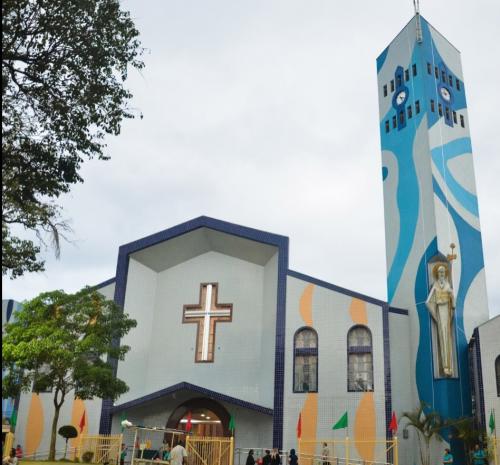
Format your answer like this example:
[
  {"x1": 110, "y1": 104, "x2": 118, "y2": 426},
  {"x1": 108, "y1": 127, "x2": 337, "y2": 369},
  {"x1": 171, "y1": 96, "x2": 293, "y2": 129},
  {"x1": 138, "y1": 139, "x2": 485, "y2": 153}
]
[{"x1": 170, "y1": 440, "x2": 187, "y2": 465}]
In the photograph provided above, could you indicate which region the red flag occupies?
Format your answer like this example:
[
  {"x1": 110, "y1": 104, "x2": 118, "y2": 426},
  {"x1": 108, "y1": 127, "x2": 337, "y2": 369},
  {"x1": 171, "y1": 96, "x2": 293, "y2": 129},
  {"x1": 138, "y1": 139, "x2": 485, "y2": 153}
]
[
  {"x1": 79, "y1": 410, "x2": 86, "y2": 433},
  {"x1": 389, "y1": 411, "x2": 398, "y2": 434},
  {"x1": 185, "y1": 411, "x2": 192, "y2": 433},
  {"x1": 297, "y1": 413, "x2": 302, "y2": 439}
]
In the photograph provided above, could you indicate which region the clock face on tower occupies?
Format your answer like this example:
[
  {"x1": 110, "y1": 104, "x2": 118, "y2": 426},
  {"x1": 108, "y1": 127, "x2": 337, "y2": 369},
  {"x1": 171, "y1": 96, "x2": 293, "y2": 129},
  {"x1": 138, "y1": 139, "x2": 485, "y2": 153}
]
[
  {"x1": 396, "y1": 90, "x2": 407, "y2": 105},
  {"x1": 440, "y1": 86, "x2": 451, "y2": 102}
]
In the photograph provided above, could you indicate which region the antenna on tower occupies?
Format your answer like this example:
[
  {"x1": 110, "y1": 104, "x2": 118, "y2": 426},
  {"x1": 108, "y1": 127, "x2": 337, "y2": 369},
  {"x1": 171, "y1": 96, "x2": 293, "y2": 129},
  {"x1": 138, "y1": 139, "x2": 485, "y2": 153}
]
[{"x1": 413, "y1": 0, "x2": 423, "y2": 43}]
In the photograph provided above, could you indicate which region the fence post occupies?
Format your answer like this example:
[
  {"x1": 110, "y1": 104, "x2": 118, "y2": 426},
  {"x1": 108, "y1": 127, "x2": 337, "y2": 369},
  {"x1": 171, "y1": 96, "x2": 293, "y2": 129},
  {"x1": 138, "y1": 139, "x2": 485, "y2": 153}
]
[
  {"x1": 345, "y1": 437, "x2": 350, "y2": 465},
  {"x1": 492, "y1": 435, "x2": 498, "y2": 465},
  {"x1": 393, "y1": 437, "x2": 399, "y2": 465},
  {"x1": 118, "y1": 434, "x2": 123, "y2": 465},
  {"x1": 230, "y1": 437, "x2": 234, "y2": 465}
]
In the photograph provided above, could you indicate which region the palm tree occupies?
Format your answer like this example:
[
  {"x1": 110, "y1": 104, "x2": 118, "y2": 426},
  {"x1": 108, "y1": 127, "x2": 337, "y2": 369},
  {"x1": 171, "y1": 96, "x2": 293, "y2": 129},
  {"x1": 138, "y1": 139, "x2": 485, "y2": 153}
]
[
  {"x1": 401, "y1": 402, "x2": 446, "y2": 465},
  {"x1": 448, "y1": 417, "x2": 482, "y2": 465}
]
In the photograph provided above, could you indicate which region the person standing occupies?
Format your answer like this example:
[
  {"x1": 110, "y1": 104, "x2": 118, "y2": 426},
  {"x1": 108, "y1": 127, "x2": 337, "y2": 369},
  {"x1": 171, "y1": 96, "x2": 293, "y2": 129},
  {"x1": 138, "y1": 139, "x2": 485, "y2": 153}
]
[
  {"x1": 120, "y1": 444, "x2": 127, "y2": 465},
  {"x1": 162, "y1": 443, "x2": 171, "y2": 461},
  {"x1": 246, "y1": 449, "x2": 256, "y2": 465},
  {"x1": 443, "y1": 448, "x2": 453, "y2": 465},
  {"x1": 14, "y1": 446, "x2": 22, "y2": 460},
  {"x1": 270, "y1": 448, "x2": 281, "y2": 465},
  {"x1": 170, "y1": 441, "x2": 187, "y2": 465},
  {"x1": 472, "y1": 444, "x2": 486, "y2": 465},
  {"x1": 262, "y1": 450, "x2": 272, "y2": 465},
  {"x1": 322, "y1": 442, "x2": 330, "y2": 465},
  {"x1": 288, "y1": 449, "x2": 298, "y2": 465}
]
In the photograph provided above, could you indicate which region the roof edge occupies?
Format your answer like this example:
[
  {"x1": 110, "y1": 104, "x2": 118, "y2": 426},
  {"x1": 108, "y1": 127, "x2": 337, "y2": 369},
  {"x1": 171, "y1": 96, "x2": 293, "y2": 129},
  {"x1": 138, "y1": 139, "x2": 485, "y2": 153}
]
[
  {"x1": 287, "y1": 269, "x2": 387, "y2": 307},
  {"x1": 118, "y1": 216, "x2": 289, "y2": 258},
  {"x1": 111, "y1": 381, "x2": 274, "y2": 416}
]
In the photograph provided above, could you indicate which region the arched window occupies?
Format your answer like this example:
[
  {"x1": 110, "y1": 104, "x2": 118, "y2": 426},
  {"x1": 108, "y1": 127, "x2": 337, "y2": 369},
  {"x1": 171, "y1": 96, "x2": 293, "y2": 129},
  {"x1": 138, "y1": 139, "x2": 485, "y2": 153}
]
[
  {"x1": 294, "y1": 327, "x2": 318, "y2": 393},
  {"x1": 347, "y1": 325, "x2": 374, "y2": 392},
  {"x1": 496, "y1": 355, "x2": 500, "y2": 397}
]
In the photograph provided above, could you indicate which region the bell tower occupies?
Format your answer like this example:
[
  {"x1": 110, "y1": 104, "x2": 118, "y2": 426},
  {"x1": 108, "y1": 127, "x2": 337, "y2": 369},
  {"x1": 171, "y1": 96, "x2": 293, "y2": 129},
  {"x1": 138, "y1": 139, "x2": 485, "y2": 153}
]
[{"x1": 376, "y1": 9, "x2": 489, "y2": 441}]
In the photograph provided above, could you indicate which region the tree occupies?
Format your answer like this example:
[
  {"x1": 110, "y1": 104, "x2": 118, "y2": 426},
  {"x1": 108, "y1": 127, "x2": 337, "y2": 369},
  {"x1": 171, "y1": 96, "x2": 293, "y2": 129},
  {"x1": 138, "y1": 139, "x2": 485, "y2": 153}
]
[
  {"x1": 58, "y1": 425, "x2": 78, "y2": 459},
  {"x1": 1, "y1": 288, "x2": 137, "y2": 461},
  {"x1": 448, "y1": 417, "x2": 482, "y2": 465},
  {"x1": 2, "y1": 0, "x2": 144, "y2": 278},
  {"x1": 401, "y1": 402, "x2": 447, "y2": 465}
]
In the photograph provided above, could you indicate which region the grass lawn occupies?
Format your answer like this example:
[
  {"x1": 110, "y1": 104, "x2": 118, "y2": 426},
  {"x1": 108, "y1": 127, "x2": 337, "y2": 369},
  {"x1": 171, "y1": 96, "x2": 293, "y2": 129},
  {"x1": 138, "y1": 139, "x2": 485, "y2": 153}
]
[{"x1": 20, "y1": 462, "x2": 97, "y2": 465}]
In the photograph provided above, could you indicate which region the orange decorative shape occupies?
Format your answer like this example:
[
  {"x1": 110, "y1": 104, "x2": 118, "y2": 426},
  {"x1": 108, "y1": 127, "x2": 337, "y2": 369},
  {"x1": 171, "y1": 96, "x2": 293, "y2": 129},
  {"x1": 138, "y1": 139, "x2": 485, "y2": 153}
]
[
  {"x1": 70, "y1": 398, "x2": 88, "y2": 453},
  {"x1": 25, "y1": 394, "x2": 44, "y2": 457},
  {"x1": 299, "y1": 284, "x2": 315, "y2": 326},
  {"x1": 349, "y1": 298, "x2": 368, "y2": 325},
  {"x1": 354, "y1": 392, "x2": 376, "y2": 462},
  {"x1": 299, "y1": 393, "x2": 318, "y2": 458}
]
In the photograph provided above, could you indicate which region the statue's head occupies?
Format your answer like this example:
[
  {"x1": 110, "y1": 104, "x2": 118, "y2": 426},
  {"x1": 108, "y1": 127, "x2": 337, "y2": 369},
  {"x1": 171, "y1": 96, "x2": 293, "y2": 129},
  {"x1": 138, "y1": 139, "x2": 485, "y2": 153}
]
[
  {"x1": 432, "y1": 263, "x2": 449, "y2": 283},
  {"x1": 437, "y1": 265, "x2": 446, "y2": 280}
]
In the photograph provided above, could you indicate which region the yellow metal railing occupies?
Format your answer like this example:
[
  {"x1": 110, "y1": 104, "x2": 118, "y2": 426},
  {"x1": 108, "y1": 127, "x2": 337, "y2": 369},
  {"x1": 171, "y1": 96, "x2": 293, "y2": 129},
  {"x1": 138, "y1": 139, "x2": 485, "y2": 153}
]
[
  {"x1": 491, "y1": 436, "x2": 499, "y2": 465},
  {"x1": 3, "y1": 432, "x2": 15, "y2": 457},
  {"x1": 298, "y1": 437, "x2": 398, "y2": 465},
  {"x1": 186, "y1": 435, "x2": 234, "y2": 465},
  {"x1": 77, "y1": 433, "x2": 123, "y2": 464}
]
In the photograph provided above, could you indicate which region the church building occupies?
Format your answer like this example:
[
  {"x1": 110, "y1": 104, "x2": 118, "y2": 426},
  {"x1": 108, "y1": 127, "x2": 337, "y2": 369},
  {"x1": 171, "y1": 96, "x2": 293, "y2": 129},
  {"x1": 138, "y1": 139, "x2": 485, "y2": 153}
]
[{"x1": 3, "y1": 12, "x2": 499, "y2": 465}]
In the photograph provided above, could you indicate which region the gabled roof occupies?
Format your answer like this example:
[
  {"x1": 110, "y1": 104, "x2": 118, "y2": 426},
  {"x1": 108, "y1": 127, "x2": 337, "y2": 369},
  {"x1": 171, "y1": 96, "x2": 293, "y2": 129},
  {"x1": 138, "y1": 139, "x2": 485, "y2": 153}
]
[
  {"x1": 118, "y1": 215, "x2": 289, "y2": 257},
  {"x1": 111, "y1": 381, "x2": 273, "y2": 416}
]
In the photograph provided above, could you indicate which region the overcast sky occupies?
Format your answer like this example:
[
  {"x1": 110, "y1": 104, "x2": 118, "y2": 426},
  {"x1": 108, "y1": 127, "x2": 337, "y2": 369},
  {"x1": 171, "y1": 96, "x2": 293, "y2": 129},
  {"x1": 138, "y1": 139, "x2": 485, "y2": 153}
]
[{"x1": 3, "y1": 0, "x2": 499, "y2": 318}]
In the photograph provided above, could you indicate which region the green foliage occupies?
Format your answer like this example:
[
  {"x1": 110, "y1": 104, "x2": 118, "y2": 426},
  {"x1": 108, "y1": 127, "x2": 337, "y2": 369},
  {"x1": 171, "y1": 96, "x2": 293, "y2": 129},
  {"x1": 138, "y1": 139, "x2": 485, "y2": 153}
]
[
  {"x1": 2, "y1": 223, "x2": 44, "y2": 278},
  {"x1": 2, "y1": 288, "x2": 137, "y2": 460},
  {"x1": 58, "y1": 425, "x2": 78, "y2": 440},
  {"x1": 401, "y1": 402, "x2": 446, "y2": 465},
  {"x1": 2, "y1": 0, "x2": 144, "y2": 278},
  {"x1": 58, "y1": 424, "x2": 78, "y2": 460},
  {"x1": 81, "y1": 451, "x2": 94, "y2": 463},
  {"x1": 448, "y1": 417, "x2": 482, "y2": 465}
]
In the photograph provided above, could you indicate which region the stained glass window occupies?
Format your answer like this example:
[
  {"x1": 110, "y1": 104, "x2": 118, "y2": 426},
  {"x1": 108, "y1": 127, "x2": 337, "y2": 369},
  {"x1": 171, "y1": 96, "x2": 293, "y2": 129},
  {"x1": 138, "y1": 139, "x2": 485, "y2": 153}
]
[
  {"x1": 347, "y1": 326, "x2": 374, "y2": 392},
  {"x1": 294, "y1": 328, "x2": 318, "y2": 393}
]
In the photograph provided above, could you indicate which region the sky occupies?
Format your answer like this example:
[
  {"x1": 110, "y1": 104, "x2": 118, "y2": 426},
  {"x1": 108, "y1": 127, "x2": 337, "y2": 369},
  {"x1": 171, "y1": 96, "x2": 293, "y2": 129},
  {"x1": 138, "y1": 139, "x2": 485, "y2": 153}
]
[{"x1": 3, "y1": 0, "x2": 499, "y2": 318}]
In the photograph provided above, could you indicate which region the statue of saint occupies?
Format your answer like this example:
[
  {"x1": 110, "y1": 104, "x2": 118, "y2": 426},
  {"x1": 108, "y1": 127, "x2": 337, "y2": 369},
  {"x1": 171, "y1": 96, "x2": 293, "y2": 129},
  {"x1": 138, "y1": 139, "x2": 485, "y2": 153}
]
[{"x1": 425, "y1": 264, "x2": 456, "y2": 377}]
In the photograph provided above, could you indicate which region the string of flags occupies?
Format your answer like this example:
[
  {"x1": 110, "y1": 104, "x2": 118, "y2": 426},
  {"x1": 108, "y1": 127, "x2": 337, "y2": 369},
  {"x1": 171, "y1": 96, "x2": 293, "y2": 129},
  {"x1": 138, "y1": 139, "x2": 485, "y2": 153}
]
[{"x1": 296, "y1": 410, "x2": 399, "y2": 438}]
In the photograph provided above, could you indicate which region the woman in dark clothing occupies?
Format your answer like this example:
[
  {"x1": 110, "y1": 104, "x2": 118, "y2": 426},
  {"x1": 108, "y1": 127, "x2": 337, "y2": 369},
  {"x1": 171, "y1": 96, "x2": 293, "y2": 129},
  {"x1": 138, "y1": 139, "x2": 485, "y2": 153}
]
[
  {"x1": 262, "y1": 450, "x2": 272, "y2": 465},
  {"x1": 246, "y1": 449, "x2": 256, "y2": 465},
  {"x1": 270, "y1": 448, "x2": 281, "y2": 465},
  {"x1": 288, "y1": 449, "x2": 298, "y2": 465}
]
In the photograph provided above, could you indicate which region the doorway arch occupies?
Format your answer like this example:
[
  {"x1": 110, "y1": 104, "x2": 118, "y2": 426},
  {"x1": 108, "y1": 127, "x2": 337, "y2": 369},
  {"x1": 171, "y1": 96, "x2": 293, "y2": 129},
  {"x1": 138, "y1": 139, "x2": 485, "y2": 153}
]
[{"x1": 166, "y1": 397, "x2": 231, "y2": 437}]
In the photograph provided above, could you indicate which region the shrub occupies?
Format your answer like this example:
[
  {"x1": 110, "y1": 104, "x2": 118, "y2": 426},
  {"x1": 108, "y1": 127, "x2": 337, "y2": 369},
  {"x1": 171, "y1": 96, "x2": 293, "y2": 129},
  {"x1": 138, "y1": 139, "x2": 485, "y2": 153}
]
[{"x1": 82, "y1": 451, "x2": 94, "y2": 463}]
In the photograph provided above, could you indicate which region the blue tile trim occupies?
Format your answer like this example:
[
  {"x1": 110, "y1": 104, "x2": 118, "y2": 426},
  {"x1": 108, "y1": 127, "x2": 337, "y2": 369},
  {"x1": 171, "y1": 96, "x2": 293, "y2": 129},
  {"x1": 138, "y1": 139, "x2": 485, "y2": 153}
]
[
  {"x1": 388, "y1": 307, "x2": 408, "y2": 315},
  {"x1": 92, "y1": 277, "x2": 116, "y2": 290},
  {"x1": 6, "y1": 299, "x2": 14, "y2": 322},
  {"x1": 382, "y1": 304, "x2": 393, "y2": 454},
  {"x1": 294, "y1": 347, "x2": 318, "y2": 356},
  {"x1": 273, "y1": 233, "x2": 288, "y2": 449},
  {"x1": 473, "y1": 328, "x2": 486, "y2": 431},
  {"x1": 117, "y1": 216, "x2": 288, "y2": 257},
  {"x1": 348, "y1": 345, "x2": 372, "y2": 354},
  {"x1": 99, "y1": 216, "x2": 289, "y2": 446},
  {"x1": 112, "y1": 382, "x2": 273, "y2": 416},
  {"x1": 287, "y1": 270, "x2": 386, "y2": 307}
]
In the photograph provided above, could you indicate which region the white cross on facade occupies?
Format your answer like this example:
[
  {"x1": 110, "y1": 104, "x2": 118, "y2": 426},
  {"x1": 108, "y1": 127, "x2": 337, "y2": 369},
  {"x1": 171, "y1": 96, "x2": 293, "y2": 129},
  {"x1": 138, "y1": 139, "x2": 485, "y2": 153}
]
[{"x1": 183, "y1": 283, "x2": 233, "y2": 362}]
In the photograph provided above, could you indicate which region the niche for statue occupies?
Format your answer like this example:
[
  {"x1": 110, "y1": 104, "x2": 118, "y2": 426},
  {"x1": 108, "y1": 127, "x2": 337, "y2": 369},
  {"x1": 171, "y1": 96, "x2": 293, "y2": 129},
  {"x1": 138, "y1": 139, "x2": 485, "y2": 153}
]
[{"x1": 425, "y1": 248, "x2": 458, "y2": 378}]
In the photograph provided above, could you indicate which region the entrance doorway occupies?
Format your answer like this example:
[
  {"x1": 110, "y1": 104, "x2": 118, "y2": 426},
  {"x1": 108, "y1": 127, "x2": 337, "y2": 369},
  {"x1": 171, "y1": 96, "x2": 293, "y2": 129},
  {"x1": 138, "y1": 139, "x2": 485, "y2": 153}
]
[
  {"x1": 166, "y1": 398, "x2": 231, "y2": 437},
  {"x1": 179, "y1": 408, "x2": 223, "y2": 437}
]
